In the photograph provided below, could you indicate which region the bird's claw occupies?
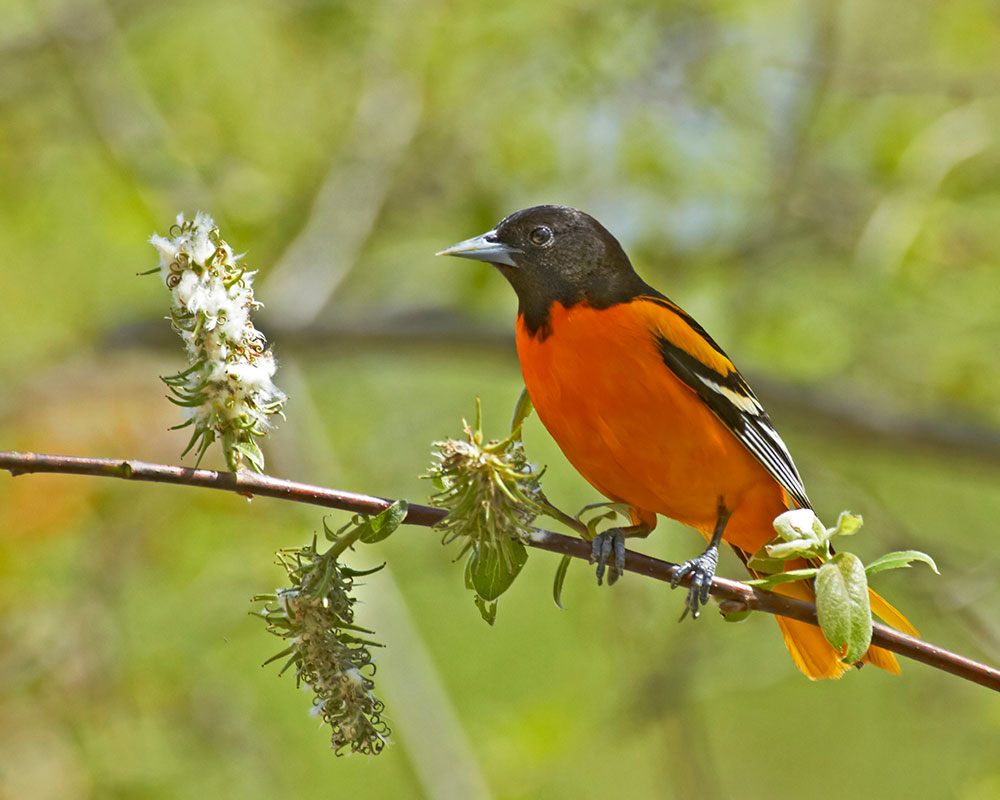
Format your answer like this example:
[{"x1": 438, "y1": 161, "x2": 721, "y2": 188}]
[
  {"x1": 589, "y1": 530, "x2": 627, "y2": 586},
  {"x1": 670, "y1": 545, "x2": 719, "y2": 619}
]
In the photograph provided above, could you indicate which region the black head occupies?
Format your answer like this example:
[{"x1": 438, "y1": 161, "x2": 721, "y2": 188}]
[{"x1": 437, "y1": 205, "x2": 652, "y2": 336}]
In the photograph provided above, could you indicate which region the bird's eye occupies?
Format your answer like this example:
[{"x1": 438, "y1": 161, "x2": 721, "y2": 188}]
[{"x1": 529, "y1": 226, "x2": 553, "y2": 246}]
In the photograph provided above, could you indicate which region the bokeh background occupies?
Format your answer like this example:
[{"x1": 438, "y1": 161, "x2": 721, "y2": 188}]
[{"x1": 3, "y1": 0, "x2": 1000, "y2": 797}]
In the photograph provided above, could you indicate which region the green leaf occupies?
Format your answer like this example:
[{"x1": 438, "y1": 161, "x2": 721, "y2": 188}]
[
  {"x1": 865, "y1": 550, "x2": 940, "y2": 576},
  {"x1": 815, "y1": 552, "x2": 872, "y2": 664},
  {"x1": 510, "y1": 386, "x2": 534, "y2": 439},
  {"x1": 226, "y1": 435, "x2": 265, "y2": 473},
  {"x1": 261, "y1": 646, "x2": 296, "y2": 667},
  {"x1": 474, "y1": 595, "x2": 498, "y2": 626},
  {"x1": 465, "y1": 540, "x2": 528, "y2": 602},
  {"x1": 340, "y1": 563, "x2": 386, "y2": 578},
  {"x1": 746, "y1": 540, "x2": 786, "y2": 573},
  {"x1": 829, "y1": 511, "x2": 863, "y2": 538},
  {"x1": 323, "y1": 503, "x2": 406, "y2": 558},
  {"x1": 552, "y1": 554, "x2": 572, "y2": 609},
  {"x1": 743, "y1": 567, "x2": 819, "y2": 589},
  {"x1": 773, "y1": 509, "x2": 826, "y2": 545},
  {"x1": 359, "y1": 500, "x2": 409, "y2": 544},
  {"x1": 720, "y1": 608, "x2": 752, "y2": 623},
  {"x1": 765, "y1": 539, "x2": 824, "y2": 561}
]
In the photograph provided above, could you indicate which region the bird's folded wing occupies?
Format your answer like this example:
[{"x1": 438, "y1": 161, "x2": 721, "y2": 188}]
[{"x1": 639, "y1": 294, "x2": 812, "y2": 511}]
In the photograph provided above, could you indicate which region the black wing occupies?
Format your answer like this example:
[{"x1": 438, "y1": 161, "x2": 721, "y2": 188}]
[{"x1": 644, "y1": 296, "x2": 812, "y2": 510}]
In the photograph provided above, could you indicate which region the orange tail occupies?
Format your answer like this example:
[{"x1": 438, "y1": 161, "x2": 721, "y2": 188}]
[{"x1": 771, "y1": 580, "x2": 918, "y2": 680}]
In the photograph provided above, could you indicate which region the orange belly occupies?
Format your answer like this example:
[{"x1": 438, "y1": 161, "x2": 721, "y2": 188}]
[{"x1": 516, "y1": 301, "x2": 788, "y2": 553}]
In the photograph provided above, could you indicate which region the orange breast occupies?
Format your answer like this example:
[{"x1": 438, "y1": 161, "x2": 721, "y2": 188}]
[{"x1": 515, "y1": 301, "x2": 788, "y2": 552}]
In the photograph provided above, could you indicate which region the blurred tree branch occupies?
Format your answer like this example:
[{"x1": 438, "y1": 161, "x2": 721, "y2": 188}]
[
  {"x1": 259, "y1": 0, "x2": 434, "y2": 326},
  {"x1": 105, "y1": 311, "x2": 1000, "y2": 465},
  {"x1": 2, "y1": 449, "x2": 999, "y2": 692}
]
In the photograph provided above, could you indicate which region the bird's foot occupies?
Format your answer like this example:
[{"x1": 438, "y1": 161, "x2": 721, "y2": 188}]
[
  {"x1": 589, "y1": 530, "x2": 627, "y2": 586},
  {"x1": 670, "y1": 545, "x2": 720, "y2": 619}
]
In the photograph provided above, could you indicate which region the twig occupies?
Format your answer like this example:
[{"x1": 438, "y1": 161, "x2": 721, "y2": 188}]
[{"x1": 2, "y1": 449, "x2": 998, "y2": 692}]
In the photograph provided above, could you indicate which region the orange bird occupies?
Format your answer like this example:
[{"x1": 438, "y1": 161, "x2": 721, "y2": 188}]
[{"x1": 439, "y1": 205, "x2": 917, "y2": 679}]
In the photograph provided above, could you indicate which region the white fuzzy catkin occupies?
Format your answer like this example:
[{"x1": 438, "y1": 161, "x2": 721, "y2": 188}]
[{"x1": 150, "y1": 212, "x2": 286, "y2": 472}]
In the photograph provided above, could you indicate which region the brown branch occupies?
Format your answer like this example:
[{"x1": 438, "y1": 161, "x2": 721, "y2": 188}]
[{"x1": 2, "y1": 449, "x2": 998, "y2": 692}]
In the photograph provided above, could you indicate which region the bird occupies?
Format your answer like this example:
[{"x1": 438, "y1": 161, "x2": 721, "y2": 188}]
[{"x1": 438, "y1": 204, "x2": 917, "y2": 679}]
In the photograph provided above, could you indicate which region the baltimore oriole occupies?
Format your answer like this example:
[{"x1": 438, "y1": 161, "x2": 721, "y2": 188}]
[{"x1": 439, "y1": 204, "x2": 917, "y2": 679}]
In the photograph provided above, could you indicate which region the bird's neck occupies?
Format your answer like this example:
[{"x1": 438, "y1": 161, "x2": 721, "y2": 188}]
[{"x1": 509, "y1": 269, "x2": 655, "y2": 339}]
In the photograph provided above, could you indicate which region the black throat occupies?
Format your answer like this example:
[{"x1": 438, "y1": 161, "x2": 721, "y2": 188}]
[{"x1": 503, "y1": 263, "x2": 654, "y2": 339}]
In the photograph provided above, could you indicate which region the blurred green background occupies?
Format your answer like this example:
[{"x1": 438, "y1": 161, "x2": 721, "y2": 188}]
[{"x1": 2, "y1": 0, "x2": 1000, "y2": 797}]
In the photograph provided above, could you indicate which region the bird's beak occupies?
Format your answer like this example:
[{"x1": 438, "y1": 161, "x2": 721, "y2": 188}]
[{"x1": 436, "y1": 230, "x2": 520, "y2": 267}]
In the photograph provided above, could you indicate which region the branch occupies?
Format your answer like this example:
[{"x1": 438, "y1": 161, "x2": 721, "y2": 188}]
[{"x1": 2, "y1": 449, "x2": 998, "y2": 692}]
